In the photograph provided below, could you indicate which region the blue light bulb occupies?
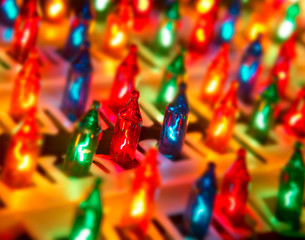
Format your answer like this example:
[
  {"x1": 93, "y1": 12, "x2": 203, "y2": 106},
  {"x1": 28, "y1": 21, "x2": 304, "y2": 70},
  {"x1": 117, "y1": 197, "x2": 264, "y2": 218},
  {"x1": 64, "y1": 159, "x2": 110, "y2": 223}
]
[
  {"x1": 184, "y1": 162, "x2": 217, "y2": 239},
  {"x1": 237, "y1": 36, "x2": 262, "y2": 104},
  {"x1": 0, "y1": 0, "x2": 18, "y2": 27},
  {"x1": 61, "y1": 41, "x2": 93, "y2": 121},
  {"x1": 219, "y1": 18, "x2": 235, "y2": 42},
  {"x1": 61, "y1": 0, "x2": 93, "y2": 61},
  {"x1": 159, "y1": 82, "x2": 189, "y2": 158}
]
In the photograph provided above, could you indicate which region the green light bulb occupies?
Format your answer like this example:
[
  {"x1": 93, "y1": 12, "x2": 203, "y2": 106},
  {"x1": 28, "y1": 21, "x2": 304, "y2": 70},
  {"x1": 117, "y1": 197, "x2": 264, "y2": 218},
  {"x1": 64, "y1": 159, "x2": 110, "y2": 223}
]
[
  {"x1": 247, "y1": 81, "x2": 279, "y2": 142},
  {"x1": 166, "y1": 1, "x2": 180, "y2": 20},
  {"x1": 277, "y1": 2, "x2": 299, "y2": 41},
  {"x1": 156, "y1": 49, "x2": 185, "y2": 111},
  {"x1": 275, "y1": 142, "x2": 305, "y2": 228},
  {"x1": 69, "y1": 179, "x2": 103, "y2": 240},
  {"x1": 63, "y1": 101, "x2": 102, "y2": 177}
]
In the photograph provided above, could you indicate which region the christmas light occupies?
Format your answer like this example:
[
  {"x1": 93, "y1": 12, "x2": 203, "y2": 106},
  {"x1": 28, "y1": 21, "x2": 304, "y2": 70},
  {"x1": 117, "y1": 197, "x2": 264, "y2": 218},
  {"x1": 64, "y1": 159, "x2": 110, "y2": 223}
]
[
  {"x1": 156, "y1": 48, "x2": 185, "y2": 112},
  {"x1": 196, "y1": 0, "x2": 218, "y2": 17},
  {"x1": 153, "y1": 1, "x2": 179, "y2": 55},
  {"x1": 159, "y1": 82, "x2": 189, "y2": 158},
  {"x1": 217, "y1": 149, "x2": 250, "y2": 225},
  {"x1": 62, "y1": 0, "x2": 93, "y2": 61},
  {"x1": 205, "y1": 81, "x2": 238, "y2": 153},
  {"x1": 247, "y1": 81, "x2": 279, "y2": 143},
  {"x1": 94, "y1": 0, "x2": 110, "y2": 11},
  {"x1": 10, "y1": 0, "x2": 40, "y2": 63},
  {"x1": 44, "y1": 0, "x2": 67, "y2": 22},
  {"x1": 9, "y1": 49, "x2": 41, "y2": 121},
  {"x1": 121, "y1": 148, "x2": 160, "y2": 236},
  {"x1": 63, "y1": 101, "x2": 102, "y2": 177},
  {"x1": 0, "y1": 0, "x2": 18, "y2": 27},
  {"x1": 275, "y1": 142, "x2": 305, "y2": 227},
  {"x1": 270, "y1": 33, "x2": 296, "y2": 97},
  {"x1": 247, "y1": 14, "x2": 267, "y2": 41},
  {"x1": 69, "y1": 179, "x2": 103, "y2": 240},
  {"x1": 2, "y1": 109, "x2": 42, "y2": 188},
  {"x1": 200, "y1": 44, "x2": 229, "y2": 104},
  {"x1": 217, "y1": 0, "x2": 240, "y2": 43},
  {"x1": 102, "y1": 0, "x2": 131, "y2": 56},
  {"x1": 108, "y1": 45, "x2": 139, "y2": 114},
  {"x1": 132, "y1": 0, "x2": 151, "y2": 16},
  {"x1": 237, "y1": 36, "x2": 262, "y2": 104},
  {"x1": 109, "y1": 91, "x2": 142, "y2": 169},
  {"x1": 189, "y1": 13, "x2": 214, "y2": 53},
  {"x1": 276, "y1": 1, "x2": 299, "y2": 41},
  {"x1": 184, "y1": 162, "x2": 217, "y2": 239},
  {"x1": 61, "y1": 41, "x2": 93, "y2": 121},
  {"x1": 283, "y1": 87, "x2": 305, "y2": 138}
]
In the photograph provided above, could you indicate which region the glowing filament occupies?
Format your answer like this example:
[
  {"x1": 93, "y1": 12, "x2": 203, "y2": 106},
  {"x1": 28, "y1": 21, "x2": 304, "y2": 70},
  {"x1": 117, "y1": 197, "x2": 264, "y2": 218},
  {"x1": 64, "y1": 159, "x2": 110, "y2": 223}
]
[
  {"x1": 77, "y1": 137, "x2": 91, "y2": 162},
  {"x1": 21, "y1": 29, "x2": 30, "y2": 45},
  {"x1": 196, "y1": 28, "x2": 206, "y2": 43},
  {"x1": 137, "y1": 0, "x2": 150, "y2": 12},
  {"x1": 205, "y1": 77, "x2": 219, "y2": 93},
  {"x1": 120, "y1": 130, "x2": 128, "y2": 150},
  {"x1": 169, "y1": 117, "x2": 180, "y2": 140},
  {"x1": 193, "y1": 196, "x2": 207, "y2": 222},
  {"x1": 213, "y1": 118, "x2": 228, "y2": 136},
  {"x1": 48, "y1": 1, "x2": 64, "y2": 18},
  {"x1": 165, "y1": 86, "x2": 175, "y2": 102},
  {"x1": 110, "y1": 24, "x2": 125, "y2": 47},
  {"x1": 14, "y1": 142, "x2": 31, "y2": 171},
  {"x1": 289, "y1": 113, "x2": 302, "y2": 126},
  {"x1": 228, "y1": 196, "x2": 236, "y2": 212},
  {"x1": 21, "y1": 94, "x2": 36, "y2": 109},
  {"x1": 197, "y1": 0, "x2": 214, "y2": 14},
  {"x1": 75, "y1": 229, "x2": 91, "y2": 240},
  {"x1": 284, "y1": 183, "x2": 299, "y2": 207},
  {"x1": 130, "y1": 189, "x2": 146, "y2": 217},
  {"x1": 118, "y1": 85, "x2": 128, "y2": 99},
  {"x1": 72, "y1": 25, "x2": 85, "y2": 47}
]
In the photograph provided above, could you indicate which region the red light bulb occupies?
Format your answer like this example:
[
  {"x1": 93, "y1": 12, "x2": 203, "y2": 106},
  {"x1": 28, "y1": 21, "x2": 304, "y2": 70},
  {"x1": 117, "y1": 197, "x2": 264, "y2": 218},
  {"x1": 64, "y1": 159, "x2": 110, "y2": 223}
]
[
  {"x1": 133, "y1": 0, "x2": 151, "y2": 16},
  {"x1": 205, "y1": 81, "x2": 238, "y2": 153},
  {"x1": 102, "y1": 0, "x2": 131, "y2": 57},
  {"x1": 9, "y1": 49, "x2": 41, "y2": 121},
  {"x1": 200, "y1": 44, "x2": 229, "y2": 104},
  {"x1": 121, "y1": 148, "x2": 160, "y2": 236},
  {"x1": 189, "y1": 13, "x2": 214, "y2": 53},
  {"x1": 217, "y1": 149, "x2": 251, "y2": 225},
  {"x1": 108, "y1": 45, "x2": 139, "y2": 114},
  {"x1": 283, "y1": 87, "x2": 305, "y2": 138},
  {"x1": 270, "y1": 59, "x2": 289, "y2": 97},
  {"x1": 2, "y1": 109, "x2": 42, "y2": 188},
  {"x1": 109, "y1": 90, "x2": 142, "y2": 169},
  {"x1": 10, "y1": 0, "x2": 40, "y2": 63}
]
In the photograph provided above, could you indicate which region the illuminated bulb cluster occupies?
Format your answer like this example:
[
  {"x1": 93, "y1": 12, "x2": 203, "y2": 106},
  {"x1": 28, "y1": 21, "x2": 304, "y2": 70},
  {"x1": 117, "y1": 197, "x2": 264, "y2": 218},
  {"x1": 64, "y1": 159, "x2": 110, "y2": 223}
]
[
  {"x1": 200, "y1": 44, "x2": 229, "y2": 104},
  {"x1": 63, "y1": 101, "x2": 102, "y2": 177}
]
